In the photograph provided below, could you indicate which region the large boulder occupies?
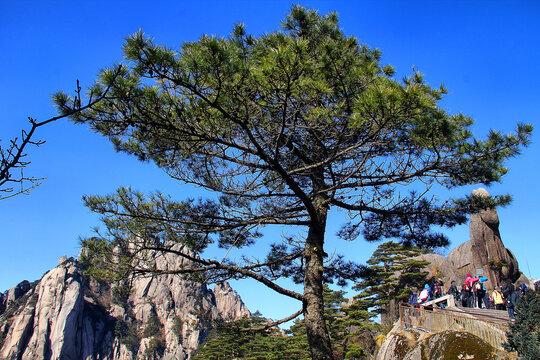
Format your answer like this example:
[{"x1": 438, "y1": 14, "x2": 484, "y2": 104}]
[
  {"x1": 375, "y1": 324, "x2": 422, "y2": 360},
  {"x1": 437, "y1": 188, "x2": 521, "y2": 290},
  {"x1": 376, "y1": 328, "x2": 513, "y2": 360},
  {"x1": 417, "y1": 253, "x2": 446, "y2": 279}
]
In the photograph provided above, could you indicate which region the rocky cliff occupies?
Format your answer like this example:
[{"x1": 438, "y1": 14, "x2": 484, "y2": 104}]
[{"x1": 0, "y1": 247, "x2": 250, "y2": 360}]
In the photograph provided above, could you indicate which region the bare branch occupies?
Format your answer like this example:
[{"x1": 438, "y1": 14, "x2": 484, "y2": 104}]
[{"x1": 0, "y1": 65, "x2": 122, "y2": 199}]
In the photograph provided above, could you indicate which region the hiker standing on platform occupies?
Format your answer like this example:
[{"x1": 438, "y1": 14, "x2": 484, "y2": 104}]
[
  {"x1": 434, "y1": 279, "x2": 443, "y2": 299},
  {"x1": 492, "y1": 287, "x2": 505, "y2": 310},
  {"x1": 476, "y1": 275, "x2": 489, "y2": 308},
  {"x1": 465, "y1": 273, "x2": 477, "y2": 308},
  {"x1": 502, "y1": 283, "x2": 516, "y2": 319},
  {"x1": 509, "y1": 288, "x2": 521, "y2": 320},
  {"x1": 418, "y1": 284, "x2": 430, "y2": 304},
  {"x1": 460, "y1": 285, "x2": 470, "y2": 307},
  {"x1": 428, "y1": 279, "x2": 436, "y2": 300},
  {"x1": 409, "y1": 290, "x2": 418, "y2": 306},
  {"x1": 519, "y1": 283, "x2": 529, "y2": 295},
  {"x1": 448, "y1": 280, "x2": 459, "y2": 303}
]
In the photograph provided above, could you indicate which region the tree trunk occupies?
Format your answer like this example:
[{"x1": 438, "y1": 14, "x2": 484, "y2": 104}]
[{"x1": 303, "y1": 196, "x2": 334, "y2": 360}]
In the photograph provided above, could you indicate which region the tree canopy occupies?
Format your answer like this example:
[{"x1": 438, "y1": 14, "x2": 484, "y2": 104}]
[
  {"x1": 351, "y1": 241, "x2": 430, "y2": 325},
  {"x1": 193, "y1": 286, "x2": 378, "y2": 360},
  {"x1": 56, "y1": 6, "x2": 532, "y2": 359},
  {"x1": 192, "y1": 315, "x2": 311, "y2": 360}
]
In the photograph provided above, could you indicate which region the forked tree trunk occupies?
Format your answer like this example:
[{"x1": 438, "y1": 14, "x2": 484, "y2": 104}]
[{"x1": 303, "y1": 196, "x2": 334, "y2": 360}]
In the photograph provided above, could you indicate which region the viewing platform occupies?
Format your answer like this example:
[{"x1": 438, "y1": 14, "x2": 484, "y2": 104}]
[{"x1": 399, "y1": 295, "x2": 511, "y2": 351}]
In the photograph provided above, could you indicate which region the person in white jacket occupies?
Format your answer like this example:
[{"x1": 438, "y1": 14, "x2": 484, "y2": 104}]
[{"x1": 417, "y1": 284, "x2": 430, "y2": 304}]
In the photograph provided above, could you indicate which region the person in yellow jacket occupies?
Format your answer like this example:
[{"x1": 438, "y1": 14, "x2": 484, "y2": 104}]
[{"x1": 492, "y1": 287, "x2": 505, "y2": 310}]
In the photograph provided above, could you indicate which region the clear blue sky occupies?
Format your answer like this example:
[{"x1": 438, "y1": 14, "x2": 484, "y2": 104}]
[{"x1": 1, "y1": 1, "x2": 539, "y2": 323}]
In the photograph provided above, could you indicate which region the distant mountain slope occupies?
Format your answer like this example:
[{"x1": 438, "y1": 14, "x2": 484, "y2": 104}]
[{"x1": 0, "y1": 247, "x2": 250, "y2": 360}]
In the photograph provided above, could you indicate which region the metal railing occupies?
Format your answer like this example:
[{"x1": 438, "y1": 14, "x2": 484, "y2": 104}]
[{"x1": 399, "y1": 303, "x2": 510, "y2": 351}]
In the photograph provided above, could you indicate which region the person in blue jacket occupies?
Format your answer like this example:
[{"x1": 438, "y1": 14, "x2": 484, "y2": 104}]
[
  {"x1": 476, "y1": 275, "x2": 489, "y2": 309},
  {"x1": 409, "y1": 290, "x2": 418, "y2": 305},
  {"x1": 508, "y1": 287, "x2": 521, "y2": 319}
]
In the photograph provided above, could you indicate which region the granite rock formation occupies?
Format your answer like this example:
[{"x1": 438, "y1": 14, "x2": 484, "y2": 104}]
[
  {"x1": 212, "y1": 282, "x2": 251, "y2": 321},
  {"x1": 0, "y1": 292, "x2": 5, "y2": 316},
  {"x1": 412, "y1": 188, "x2": 523, "y2": 291},
  {"x1": 376, "y1": 327, "x2": 512, "y2": 360},
  {"x1": 377, "y1": 188, "x2": 523, "y2": 325},
  {"x1": 436, "y1": 188, "x2": 521, "y2": 289},
  {"x1": 1, "y1": 280, "x2": 32, "y2": 312},
  {"x1": 0, "y1": 246, "x2": 250, "y2": 360}
]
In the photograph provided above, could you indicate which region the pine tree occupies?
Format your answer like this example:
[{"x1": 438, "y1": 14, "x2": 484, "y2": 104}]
[
  {"x1": 352, "y1": 241, "x2": 430, "y2": 324},
  {"x1": 503, "y1": 287, "x2": 540, "y2": 359},
  {"x1": 56, "y1": 6, "x2": 531, "y2": 359},
  {"x1": 1, "y1": 73, "x2": 120, "y2": 200},
  {"x1": 287, "y1": 285, "x2": 378, "y2": 359},
  {"x1": 192, "y1": 316, "x2": 311, "y2": 360},
  {"x1": 194, "y1": 286, "x2": 377, "y2": 360}
]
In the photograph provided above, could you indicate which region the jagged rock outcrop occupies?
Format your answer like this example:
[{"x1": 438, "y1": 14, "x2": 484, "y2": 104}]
[
  {"x1": 212, "y1": 282, "x2": 251, "y2": 321},
  {"x1": 0, "y1": 280, "x2": 35, "y2": 318},
  {"x1": 1, "y1": 280, "x2": 32, "y2": 312},
  {"x1": 0, "y1": 247, "x2": 251, "y2": 360}
]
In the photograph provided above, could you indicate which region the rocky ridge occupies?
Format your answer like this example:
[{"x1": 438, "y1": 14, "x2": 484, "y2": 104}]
[{"x1": 0, "y1": 246, "x2": 250, "y2": 360}]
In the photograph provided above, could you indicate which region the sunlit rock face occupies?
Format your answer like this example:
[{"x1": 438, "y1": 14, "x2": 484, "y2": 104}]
[
  {"x1": 376, "y1": 327, "x2": 512, "y2": 360},
  {"x1": 0, "y1": 249, "x2": 250, "y2": 360},
  {"x1": 437, "y1": 188, "x2": 521, "y2": 290},
  {"x1": 212, "y1": 281, "x2": 251, "y2": 321}
]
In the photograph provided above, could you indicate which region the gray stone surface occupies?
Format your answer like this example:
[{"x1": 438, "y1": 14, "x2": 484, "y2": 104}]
[
  {"x1": 426, "y1": 188, "x2": 521, "y2": 291},
  {"x1": 376, "y1": 329, "x2": 510, "y2": 360},
  {"x1": 375, "y1": 323, "x2": 422, "y2": 360},
  {"x1": 6, "y1": 280, "x2": 31, "y2": 308},
  {"x1": 0, "y1": 246, "x2": 251, "y2": 360},
  {"x1": 213, "y1": 281, "x2": 251, "y2": 321},
  {"x1": 58, "y1": 256, "x2": 68, "y2": 266}
]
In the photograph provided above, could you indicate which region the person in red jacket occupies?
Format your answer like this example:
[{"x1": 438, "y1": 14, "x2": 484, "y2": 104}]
[{"x1": 464, "y1": 273, "x2": 478, "y2": 307}]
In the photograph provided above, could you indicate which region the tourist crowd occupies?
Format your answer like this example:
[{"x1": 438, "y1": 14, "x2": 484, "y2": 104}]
[{"x1": 408, "y1": 273, "x2": 534, "y2": 319}]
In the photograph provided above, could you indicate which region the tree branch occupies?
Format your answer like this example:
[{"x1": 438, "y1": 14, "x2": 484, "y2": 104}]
[{"x1": 240, "y1": 308, "x2": 303, "y2": 332}]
